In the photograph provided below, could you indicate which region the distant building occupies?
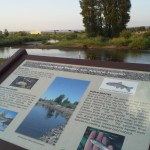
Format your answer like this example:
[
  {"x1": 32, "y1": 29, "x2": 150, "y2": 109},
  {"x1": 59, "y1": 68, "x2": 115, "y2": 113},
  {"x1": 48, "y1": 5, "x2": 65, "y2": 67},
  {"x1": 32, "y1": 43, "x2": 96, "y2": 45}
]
[{"x1": 30, "y1": 31, "x2": 41, "y2": 35}]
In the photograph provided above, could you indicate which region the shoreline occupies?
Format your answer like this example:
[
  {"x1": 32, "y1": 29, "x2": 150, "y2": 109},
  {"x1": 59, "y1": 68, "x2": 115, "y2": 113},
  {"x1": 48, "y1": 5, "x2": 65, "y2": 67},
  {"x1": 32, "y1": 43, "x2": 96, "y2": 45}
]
[
  {"x1": 39, "y1": 124, "x2": 65, "y2": 145},
  {"x1": 16, "y1": 44, "x2": 150, "y2": 51},
  {"x1": 36, "y1": 101, "x2": 73, "y2": 145}
]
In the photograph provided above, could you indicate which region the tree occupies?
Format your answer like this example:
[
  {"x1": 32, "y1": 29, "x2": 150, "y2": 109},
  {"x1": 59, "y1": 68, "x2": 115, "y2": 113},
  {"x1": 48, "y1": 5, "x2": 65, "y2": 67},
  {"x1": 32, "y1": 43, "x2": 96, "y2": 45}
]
[
  {"x1": 62, "y1": 98, "x2": 71, "y2": 107},
  {"x1": 62, "y1": 98, "x2": 70, "y2": 104},
  {"x1": 73, "y1": 101, "x2": 79, "y2": 105},
  {"x1": 103, "y1": 0, "x2": 131, "y2": 37},
  {"x1": 15, "y1": 31, "x2": 29, "y2": 36},
  {"x1": 0, "y1": 31, "x2": 3, "y2": 39},
  {"x1": 80, "y1": 0, "x2": 131, "y2": 37},
  {"x1": 4, "y1": 29, "x2": 9, "y2": 37},
  {"x1": 120, "y1": 29, "x2": 132, "y2": 39},
  {"x1": 115, "y1": 0, "x2": 131, "y2": 36},
  {"x1": 54, "y1": 94, "x2": 65, "y2": 104},
  {"x1": 80, "y1": 0, "x2": 100, "y2": 37},
  {"x1": 95, "y1": 0, "x2": 104, "y2": 35}
]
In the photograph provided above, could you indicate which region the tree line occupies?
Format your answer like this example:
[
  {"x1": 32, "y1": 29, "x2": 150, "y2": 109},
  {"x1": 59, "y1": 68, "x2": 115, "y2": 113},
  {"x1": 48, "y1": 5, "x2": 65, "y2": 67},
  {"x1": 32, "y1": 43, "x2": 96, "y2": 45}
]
[
  {"x1": 0, "y1": 29, "x2": 49, "y2": 46},
  {"x1": 80, "y1": 0, "x2": 131, "y2": 37},
  {"x1": 0, "y1": 29, "x2": 9, "y2": 38},
  {"x1": 40, "y1": 94, "x2": 79, "y2": 109}
]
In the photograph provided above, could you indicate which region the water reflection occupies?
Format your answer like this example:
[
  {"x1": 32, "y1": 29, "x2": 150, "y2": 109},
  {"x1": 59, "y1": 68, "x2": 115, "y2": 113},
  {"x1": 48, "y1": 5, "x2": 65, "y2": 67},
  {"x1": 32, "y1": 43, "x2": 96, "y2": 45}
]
[
  {"x1": 47, "y1": 39, "x2": 59, "y2": 44},
  {"x1": 86, "y1": 49, "x2": 141, "y2": 62},
  {"x1": 16, "y1": 103, "x2": 67, "y2": 139},
  {"x1": 0, "y1": 47, "x2": 18, "y2": 58},
  {"x1": 0, "y1": 47, "x2": 150, "y2": 64}
]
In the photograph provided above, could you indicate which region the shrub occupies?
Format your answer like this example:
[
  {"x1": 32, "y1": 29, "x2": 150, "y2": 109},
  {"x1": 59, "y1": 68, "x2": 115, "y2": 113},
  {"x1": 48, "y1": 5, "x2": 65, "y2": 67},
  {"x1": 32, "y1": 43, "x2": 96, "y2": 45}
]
[
  {"x1": 143, "y1": 30, "x2": 150, "y2": 38},
  {"x1": 110, "y1": 37, "x2": 130, "y2": 46},
  {"x1": 129, "y1": 35, "x2": 150, "y2": 49},
  {"x1": 120, "y1": 30, "x2": 132, "y2": 39},
  {"x1": 87, "y1": 32, "x2": 97, "y2": 37},
  {"x1": 98, "y1": 36, "x2": 108, "y2": 42},
  {"x1": 0, "y1": 58, "x2": 6, "y2": 64},
  {"x1": 66, "y1": 33, "x2": 78, "y2": 40}
]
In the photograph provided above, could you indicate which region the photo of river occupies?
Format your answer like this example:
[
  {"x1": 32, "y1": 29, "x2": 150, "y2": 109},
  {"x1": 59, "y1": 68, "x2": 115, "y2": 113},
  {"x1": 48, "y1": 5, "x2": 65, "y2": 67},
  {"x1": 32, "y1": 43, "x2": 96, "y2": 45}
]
[
  {"x1": 16, "y1": 77, "x2": 90, "y2": 145},
  {"x1": 0, "y1": 108, "x2": 18, "y2": 131},
  {"x1": 16, "y1": 103, "x2": 68, "y2": 138}
]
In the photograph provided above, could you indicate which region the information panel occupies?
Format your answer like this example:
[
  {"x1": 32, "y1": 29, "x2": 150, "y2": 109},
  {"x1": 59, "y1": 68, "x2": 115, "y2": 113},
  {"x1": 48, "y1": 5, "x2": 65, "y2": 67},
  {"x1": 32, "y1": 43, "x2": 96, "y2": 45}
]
[{"x1": 0, "y1": 50, "x2": 150, "y2": 150}]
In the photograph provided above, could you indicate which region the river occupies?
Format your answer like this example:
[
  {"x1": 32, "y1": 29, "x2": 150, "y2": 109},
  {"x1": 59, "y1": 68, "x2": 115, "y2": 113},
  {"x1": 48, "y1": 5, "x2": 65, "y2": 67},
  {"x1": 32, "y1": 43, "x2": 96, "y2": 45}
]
[
  {"x1": 16, "y1": 103, "x2": 68, "y2": 139},
  {"x1": 0, "y1": 47, "x2": 150, "y2": 64}
]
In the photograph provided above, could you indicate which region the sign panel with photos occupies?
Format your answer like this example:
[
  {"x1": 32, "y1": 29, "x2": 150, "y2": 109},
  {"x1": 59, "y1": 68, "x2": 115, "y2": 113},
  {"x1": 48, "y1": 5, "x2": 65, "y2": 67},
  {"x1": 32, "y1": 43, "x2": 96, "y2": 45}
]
[{"x1": 0, "y1": 49, "x2": 150, "y2": 150}]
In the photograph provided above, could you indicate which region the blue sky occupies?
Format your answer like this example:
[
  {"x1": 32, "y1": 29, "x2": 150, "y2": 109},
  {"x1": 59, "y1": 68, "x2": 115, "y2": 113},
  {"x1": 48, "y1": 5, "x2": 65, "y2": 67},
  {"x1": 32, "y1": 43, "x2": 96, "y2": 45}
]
[
  {"x1": 0, "y1": 0, "x2": 149, "y2": 31},
  {"x1": 41, "y1": 77, "x2": 90, "y2": 103},
  {"x1": 0, "y1": 108, "x2": 17, "y2": 119}
]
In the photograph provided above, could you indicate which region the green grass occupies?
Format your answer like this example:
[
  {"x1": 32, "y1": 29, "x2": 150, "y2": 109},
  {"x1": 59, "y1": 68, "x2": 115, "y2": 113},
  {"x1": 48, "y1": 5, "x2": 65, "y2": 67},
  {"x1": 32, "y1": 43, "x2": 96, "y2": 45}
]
[
  {"x1": 109, "y1": 31, "x2": 150, "y2": 49},
  {"x1": 129, "y1": 35, "x2": 150, "y2": 49},
  {"x1": 53, "y1": 34, "x2": 110, "y2": 48},
  {"x1": 0, "y1": 58, "x2": 6, "y2": 65},
  {"x1": 110, "y1": 37, "x2": 131, "y2": 46},
  {"x1": 50, "y1": 31, "x2": 150, "y2": 49},
  {"x1": 0, "y1": 30, "x2": 150, "y2": 50},
  {"x1": 0, "y1": 34, "x2": 49, "y2": 46}
]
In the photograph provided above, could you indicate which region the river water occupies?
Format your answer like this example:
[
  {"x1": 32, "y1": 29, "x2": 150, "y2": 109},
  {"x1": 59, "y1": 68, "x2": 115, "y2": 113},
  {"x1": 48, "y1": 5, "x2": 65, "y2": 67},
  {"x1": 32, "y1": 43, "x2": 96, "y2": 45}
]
[
  {"x1": 16, "y1": 103, "x2": 68, "y2": 139},
  {"x1": 0, "y1": 47, "x2": 150, "y2": 64}
]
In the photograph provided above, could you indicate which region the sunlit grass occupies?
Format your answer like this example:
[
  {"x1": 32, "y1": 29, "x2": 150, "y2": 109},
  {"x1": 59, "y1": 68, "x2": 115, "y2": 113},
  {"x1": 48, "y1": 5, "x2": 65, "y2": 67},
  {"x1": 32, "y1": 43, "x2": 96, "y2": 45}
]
[
  {"x1": 54, "y1": 34, "x2": 110, "y2": 48},
  {"x1": 51, "y1": 31, "x2": 150, "y2": 49}
]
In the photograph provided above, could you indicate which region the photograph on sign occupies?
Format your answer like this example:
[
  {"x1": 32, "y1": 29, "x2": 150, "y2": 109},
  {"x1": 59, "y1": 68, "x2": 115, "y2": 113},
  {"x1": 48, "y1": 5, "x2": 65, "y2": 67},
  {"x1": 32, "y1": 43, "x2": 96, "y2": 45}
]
[
  {"x1": 10, "y1": 76, "x2": 38, "y2": 89},
  {"x1": 0, "y1": 107, "x2": 17, "y2": 131},
  {"x1": 16, "y1": 77, "x2": 90, "y2": 145},
  {"x1": 77, "y1": 126, "x2": 125, "y2": 150}
]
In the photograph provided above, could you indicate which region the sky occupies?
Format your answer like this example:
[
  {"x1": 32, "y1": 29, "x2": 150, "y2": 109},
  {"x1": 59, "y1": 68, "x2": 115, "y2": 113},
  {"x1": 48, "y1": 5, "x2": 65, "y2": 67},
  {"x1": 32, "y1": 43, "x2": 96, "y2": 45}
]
[
  {"x1": 41, "y1": 77, "x2": 90, "y2": 103},
  {"x1": 0, "y1": 0, "x2": 150, "y2": 31},
  {"x1": 0, "y1": 108, "x2": 17, "y2": 119}
]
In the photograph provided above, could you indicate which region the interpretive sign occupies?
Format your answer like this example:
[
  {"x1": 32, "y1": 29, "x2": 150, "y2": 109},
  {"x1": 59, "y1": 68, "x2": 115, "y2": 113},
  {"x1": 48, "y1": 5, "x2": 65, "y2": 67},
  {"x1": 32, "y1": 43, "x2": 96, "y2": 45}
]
[{"x1": 0, "y1": 49, "x2": 150, "y2": 150}]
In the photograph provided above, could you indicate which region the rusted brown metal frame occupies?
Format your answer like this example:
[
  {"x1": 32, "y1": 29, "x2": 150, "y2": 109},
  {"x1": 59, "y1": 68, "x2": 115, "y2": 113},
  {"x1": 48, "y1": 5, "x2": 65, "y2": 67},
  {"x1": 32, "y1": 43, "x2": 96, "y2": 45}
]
[
  {"x1": 0, "y1": 49, "x2": 27, "y2": 84},
  {"x1": 1, "y1": 49, "x2": 150, "y2": 84}
]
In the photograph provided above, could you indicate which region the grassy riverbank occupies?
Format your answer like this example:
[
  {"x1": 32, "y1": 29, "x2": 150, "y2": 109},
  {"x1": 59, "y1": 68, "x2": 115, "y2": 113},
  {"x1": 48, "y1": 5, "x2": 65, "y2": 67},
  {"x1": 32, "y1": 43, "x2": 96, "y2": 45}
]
[
  {"x1": 0, "y1": 29, "x2": 150, "y2": 50},
  {"x1": 0, "y1": 32, "x2": 49, "y2": 47},
  {"x1": 0, "y1": 58, "x2": 6, "y2": 65},
  {"x1": 50, "y1": 30, "x2": 150, "y2": 50}
]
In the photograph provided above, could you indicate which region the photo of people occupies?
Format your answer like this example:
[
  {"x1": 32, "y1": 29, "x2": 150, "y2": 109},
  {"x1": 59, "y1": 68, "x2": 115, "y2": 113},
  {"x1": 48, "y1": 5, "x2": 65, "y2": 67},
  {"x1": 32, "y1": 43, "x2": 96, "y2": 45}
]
[
  {"x1": 77, "y1": 127, "x2": 125, "y2": 150},
  {"x1": 0, "y1": 107, "x2": 17, "y2": 131},
  {"x1": 10, "y1": 76, "x2": 38, "y2": 89},
  {"x1": 16, "y1": 77, "x2": 90, "y2": 145}
]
